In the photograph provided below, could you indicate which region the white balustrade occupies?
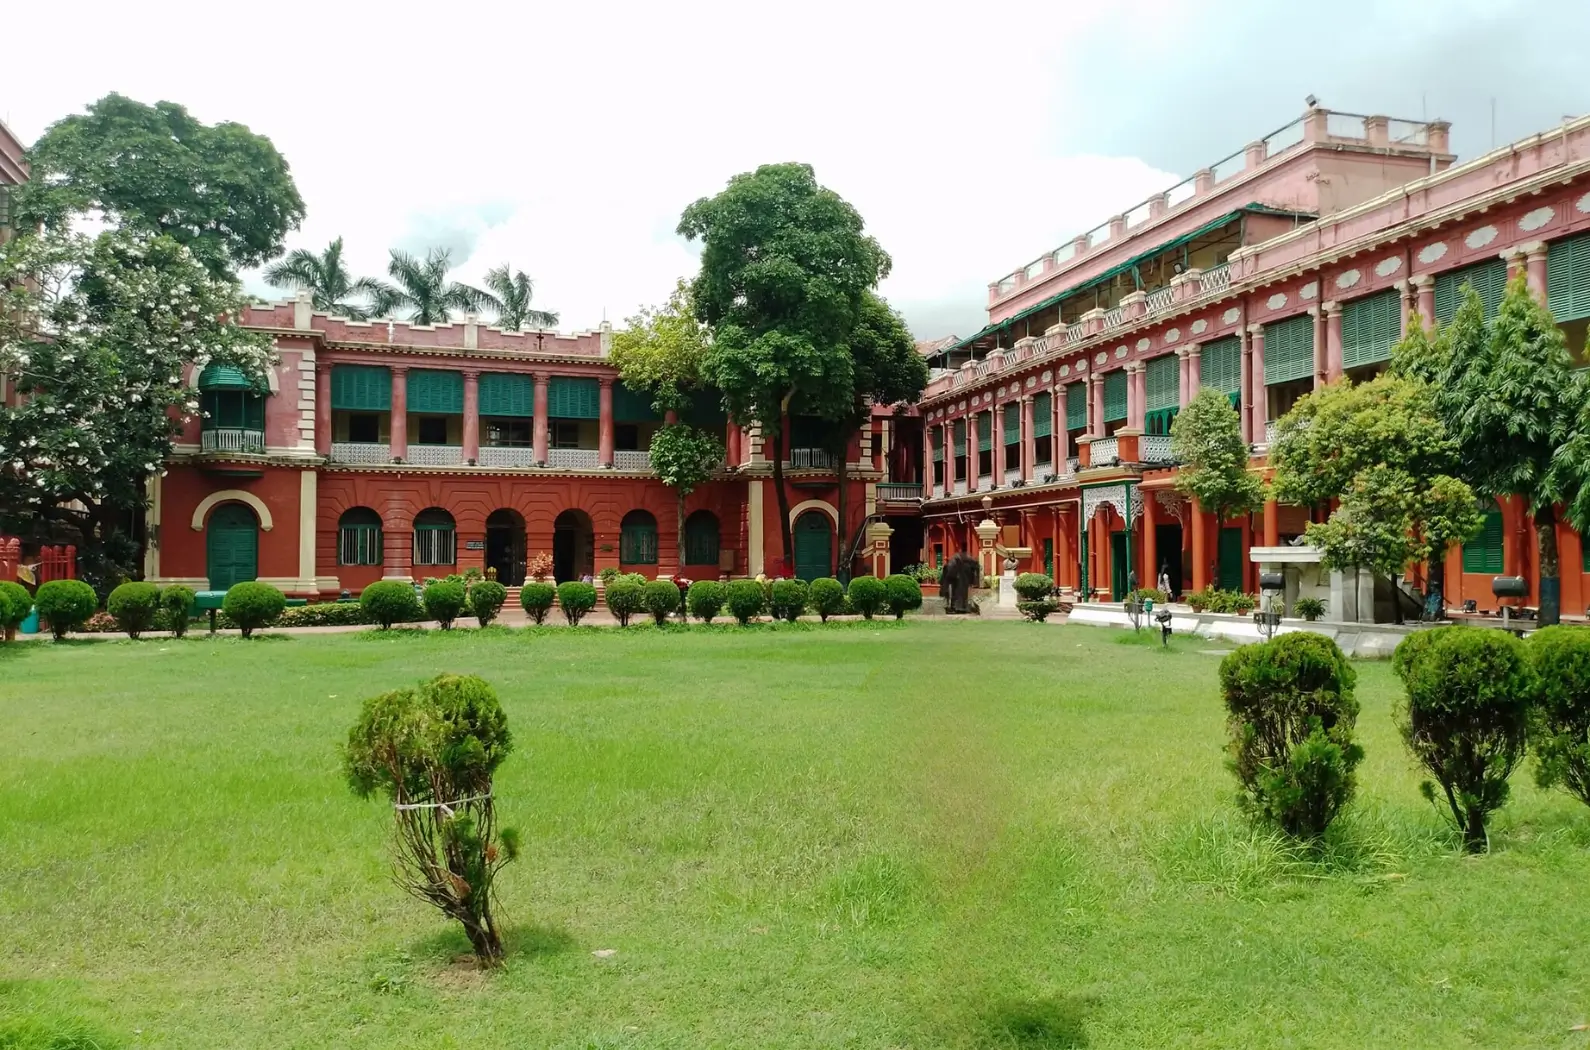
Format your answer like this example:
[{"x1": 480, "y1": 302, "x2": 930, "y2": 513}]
[
  {"x1": 406, "y1": 444, "x2": 463, "y2": 466},
  {"x1": 200, "y1": 428, "x2": 265, "y2": 454},
  {"x1": 978, "y1": 474, "x2": 993, "y2": 491},
  {"x1": 1200, "y1": 263, "x2": 1231, "y2": 294},
  {"x1": 330, "y1": 442, "x2": 391, "y2": 465},
  {"x1": 1141, "y1": 435, "x2": 1175, "y2": 463},
  {"x1": 877, "y1": 482, "x2": 923, "y2": 501},
  {"x1": 787, "y1": 448, "x2": 838, "y2": 470},
  {"x1": 478, "y1": 445, "x2": 536, "y2": 468},
  {"x1": 1101, "y1": 307, "x2": 1124, "y2": 330},
  {"x1": 547, "y1": 447, "x2": 601, "y2": 469},
  {"x1": 1034, "y1": 460, "x2": 1054, "y2": 479},
  {"x1": 1091, "y1": 437, "x2": 1119, "y2": 463},
  {"x1": 614, "y1": 449, "x2": 651, "y2": 471},
  {"x1": 1144, "y1": 286, "x2": 1176, "y2": 313},
  {"x1": 1066, "y1": 456, "x2": 1080, "y2": 475},
  {"x1": 952, "y1": 479, "x2": 968, "y2": 496},
  {"x1": 1005, "y1": 469, "x2": 1022, "y2": 487}
]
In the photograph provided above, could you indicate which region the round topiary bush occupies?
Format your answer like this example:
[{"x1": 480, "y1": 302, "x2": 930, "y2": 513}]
[
  {"x1": 35, "y1": 579, "x2": 98, "y2": 640},
  {"x1": 160, "y1": 584, "x2": 195, "y2": 638},
  {"x1": 770, "y1": 579, "x2": 808, "y2": 622},
  {"x1": 222, "y1": 581, "x2": 286, "y2": 639},
  {"x1": 686, "y1": 580, "x2": 726, "y2": 623},
  {"x1": 422, "y1": 580, "x2": 467, "y2": 629},
  {"x1": 468, "y1": 580, "x2": 508, "y2": 627},
  {"x1": 107, "y1": 581, "x2": 162, "y2": 639},
  {"x1": 605, "y1": 579, "x2": 644, "y2": 627},
  {"x1": 642, "y1": 579, "x2": 681, "y2": 625},
  {"x1": 726, "y1": 579, "x2": 765, "y2": 625},
  {"x1": 1529, "y1": 625, "x2": 1590, "y2": 808},
  {"x1": 361, "y1": 580, "x2": 424, "y2": 630},
  {"x1": 1219, "y1": 632, "x2": 1362, "y2": 839},
  {"x1": 519, "y1": 581, "x2": 556, "y2": 625},
  {"x1": 807, "y1": 577, "x2": 845, "y2": 622},
  {"x1": 1017, "y1": 599, "x2": 1061, "y2": 622},
  {"x1": 558, "y1": 581, "x2": 597, "y2": 625},
  {"x1": 0, "y1": 580, "x2": 32, "y2": 640},
  {"x1": 883, "y1": 574, "x2": 923, "y2": 619},
  {"x1": 846, "y1": 575, "x2": 888, "y2": 620},
  {"x1": 1014, "y1": 573, "x2": 1054, "y2": 601}
]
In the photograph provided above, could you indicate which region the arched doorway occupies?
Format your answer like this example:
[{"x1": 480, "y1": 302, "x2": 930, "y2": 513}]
[
  {"x1": 793, "y1": 510, "x2": 833, "y2": 582},
  {"x1": 206, "y1": 502, "x2": 259, "y2": 591},
  {"x1": 553, "y1": 509, "x2": 594, "y2": 583},
  {"x1": 485, "y1": 509, "x2": 526, "y2": 585}
]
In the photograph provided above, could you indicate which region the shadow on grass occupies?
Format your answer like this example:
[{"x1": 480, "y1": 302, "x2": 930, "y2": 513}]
[
  {"x1": 980, "y1": 994, "x2": 1092, "y2": 1048},
  {"x1": 1108, "y1": 629, "x2": 1214, "y2": 655},
  {"x1": 407, "y1": 921, "x2": 578, "y2": 963}
]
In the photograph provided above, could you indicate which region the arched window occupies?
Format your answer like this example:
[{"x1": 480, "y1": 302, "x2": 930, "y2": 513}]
[
  {"x1": 338, "y1": 507, "x2": 383, "y2": 566},
  {"x1": 1463, "y1": 501, "x2": 1505, "y2": 574},
  {"x1": 412, "y1": 508, "x2": 456, "y2": 566},
  {"x1": 620, "y1": 510, "x2": 658, "y2": 565},
  {"x1": 683, "y1": 510, "x2": 720, "y2": 567}
]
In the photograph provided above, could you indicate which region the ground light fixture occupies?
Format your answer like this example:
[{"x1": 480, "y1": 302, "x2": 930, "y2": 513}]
[
  {"x1": 1255, "y1": 572, "x2": 1285, "y2": 641},
  {"x1": 1492, "y1": 575, "x2": 1528, "y2": 635}
]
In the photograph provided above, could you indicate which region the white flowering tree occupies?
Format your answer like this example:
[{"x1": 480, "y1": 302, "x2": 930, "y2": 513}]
[{"x1": 0, "y1": 228, "x2": 274, "y2": 589}]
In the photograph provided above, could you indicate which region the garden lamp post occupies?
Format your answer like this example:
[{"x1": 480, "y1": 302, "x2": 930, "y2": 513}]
[{"x1": 1256, "y1": 571, "x2": 1285, "y2": 641}]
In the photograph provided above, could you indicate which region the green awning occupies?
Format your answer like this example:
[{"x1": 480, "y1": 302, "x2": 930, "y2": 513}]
[{"x1": 197, "y1": 363, "x2": 253, "y2": 391}]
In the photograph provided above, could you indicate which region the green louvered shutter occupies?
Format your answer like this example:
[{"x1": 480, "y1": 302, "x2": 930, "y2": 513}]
[
  {"x1": 1341, "y1": 290, "x2": 1401, "y2": 369},
  {"x1": 1033, "y1": 392, "x2": 1053, "y2": 437},
  {"x1": 1144, "y1": 356, "x2": 1179, "y2": 434},
  {"x1": 1103, "y1": 371, "x2": 1128, "y2": 422},
  {"x1": 1548, "y1": 233, "x2": 1590, "y2": 322},
  {"x1": 1065, "y1": 384, "x2": 1088, "y2": 430},
  {"x1": 479, "y1": 373, "x2": 532, "y2": 417},
  {"x1": 1264, "y1": 315, "x2": 1314, "y2": 385},
  {"x1": 952, "y1": 419, "x2": 967, "y2": 455},
  {"x1": 548, "y1": 376, "x2": 600, "y2": 418},
  {"x1": 1200, "y1": 336, "x2": 1242, "y2": 406},
  {"x1": 331, "y1": 365, "x2": 391, "y2": 411},
  {"x1": 932, "y1": 430, "x2": 944, "y2": 462},
  {"x1": 1462, "y1": 504, "x2": 1505, "y2": 574},
  {"x1": 977, "y1": 412, "x2": 993, "y2": 451},
  {"x1": 1003, "y1": 404, "x2": 1020, "y2": 445},
  {"x1": 406, "y1": 370, "x2": 463, "y2": 414},
  {"x1": 612, "y1": 381, "x2": 659, "y2": 422},
  {"x1": 1434, "y1": 259, "x2": 1507, "y2": 323}
]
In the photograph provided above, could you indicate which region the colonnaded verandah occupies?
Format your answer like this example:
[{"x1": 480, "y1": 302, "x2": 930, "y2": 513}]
[{"x1": 10, "y1": 104, "x2": 1590, "y2": 615}]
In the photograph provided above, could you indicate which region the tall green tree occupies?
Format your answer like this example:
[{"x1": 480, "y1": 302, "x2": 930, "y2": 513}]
[
  {"x1": 367, "y1": 248, "x2": 494, "y2": 325},
  {"x1": 16, "y1": 93, "x2": 304, "y2": 278},
  {"x1": 679, "y1": 163, "x2": 891, "y2": 573},
  {"x1": 482, "y1": 265, "x2": 558, "y2": 330},
  {"x1": 264, "y1": 237, "x2": 383, "y2": 319},
  {"x1": 1171, "y1": 387, "x2": 1265, "y2": 529}
]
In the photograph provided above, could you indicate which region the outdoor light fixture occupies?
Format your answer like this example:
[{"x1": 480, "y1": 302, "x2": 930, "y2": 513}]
[
  {"x1": 1255, "y1": 572, "x2": 1285, "y2": 640},
  {"x1": 1492, "y1": 575, "x2": 1528, "y2": 635}
]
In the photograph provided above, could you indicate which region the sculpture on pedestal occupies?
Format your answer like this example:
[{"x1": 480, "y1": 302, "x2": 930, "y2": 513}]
[{"x1": 941, "y1": 551, "x2": 982, "y2": 614}]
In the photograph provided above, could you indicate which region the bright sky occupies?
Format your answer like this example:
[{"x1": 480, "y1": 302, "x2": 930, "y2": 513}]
[{"x1": 4, "y1": 0, "x2": 1583, "y2": 340}]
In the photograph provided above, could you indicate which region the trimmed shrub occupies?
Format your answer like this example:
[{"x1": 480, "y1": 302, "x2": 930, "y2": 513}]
[
  {"x1": 1187, "y1": 586, "x2": 1256, "y2": 614},
  {"x1": 1220, "y1": 633, "x2": 1362, "y2": 839},
  {"x1": 726, "y1": 579, "x2": 765, "y2": 625},
  {"x1": 846, "y1": 576, "x2": 888, "y2": 620},
  {"x1": 0, "y1": 580, "x2": 31, "y2": 639},
  {"x1": 160, "y1": 584, "x2": 195, "y2": 637},
  {"x1": 468, "y1": 580, "x2": 508, "y2": 627},
  {"x1": 279, "y1": 601, "x2": 372, "y2": 627},
  {"x1": 883, "y1": 574, "x2": 922, "y2": 619},
  {"x1": 107, "y1": 581, "x2": 161, "y2": 639},
  {"x1": 422, "y1": 580, "x2": 468, "y2": 629},
  {"x1": 1014, "y1": 573, "x2": 1054, "y2": 601},
  {"x1": 686, "y1": 580, "x2": 726, "y2": 622},
  {"x1": 605, "y1": 579, "x2": 644, "y2": 627},
  {"x1": 222, "y1": 581, "x2": 286, "y2": 639},
  {"x1": 1530, "y1": 625, "x2": 1590, "y2": 808},
  {"x1": 770, "y1": 579, "x2": 808, "y2": 622},
  {"x1": 1126, "y1": 587, "x2": 1167, "y2": 605},
  {"x1": 598, "y1": 566, "x2": 621, "y2": 586},
  {"x1": 558, "y1": 581, "x2": 597, "y2": 625},
  {"x1": 361, "y1": 580, "x2": 424, "y2": 630},
  {"x1": 642, "y1": 579, "x2": 681, "y2": 625},
  {"x1": 35, "y1": 579, "x2": 98, "y2": 640},
  {"x1": 1393, "y1": 626, "x2": 1535, "y2": 852},
  {"x1": 808, "y1": 578, "x2": 845, "y2": 622},
  {"x1": 519, "y1": 581, "x2": 556, "y2": 625},
  {"x1": 1018, "y1": 599, "x2": 1060, "y2": 622}
]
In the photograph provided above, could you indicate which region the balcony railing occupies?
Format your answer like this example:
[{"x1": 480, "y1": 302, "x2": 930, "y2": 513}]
[
  {"x1": 1265, "y1": 419, "x2": 1278, "y2": 445},
  {"x1": 1004, "y1": 468, "x2": 1022, "y2": 487},
  {"x1": 330, "y1": 442, "x2": 391, "y2": 465},
  {"x1": 978, "y1": 474, "x2": 993, "y2": 490},
  {"x1": 1145, "y1": 285, "x2": 1176, "y2": 314},
  {"x1": 952, "y1": 479, "x2": 968, "y2": 496},
  {"x1": 407, "y1": 444, "x2": 463, "y2": 467},
  {"x1": 614, "y1": 449, "x2": 651, "y2": 471},
  {"x1": 786, "y1": 448, "x2": 838, "y2": 470},
  {"x1": 931, "y1": 483, "x2": 945, "y2": 499},
  {"x1": 1200, "y1": 262, "x2": 1231, "y2": 294},
  {"x1": 1035, "y1": 460, "x2": 1053, "y2": 479},
  {"x1": 877, "y1": 482, "x2": 923, "y2": 501},
  {"x1": 547, "y1": 447, "x2": 601, "y2": 470},
  {"x1": 1141, "y1": 435, "x2": 1175, "y2": 463},
  {"x1": 1067, "y1": 456, "x2": 1080, "y2": 475},
  {"x1": 1091, "y1": 437, "x2": 1119, "y2": 464},
  {"x1": 200, "y1": 427, "x2": 265, "y2": 454},
  {"x1": 479, "y1": 445, "x2": 536, "y2": 468}
]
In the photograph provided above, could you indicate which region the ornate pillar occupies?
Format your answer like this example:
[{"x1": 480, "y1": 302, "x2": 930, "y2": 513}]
[
  {"x1": 1133, "y1": 362, "x2": 1148, "y2": 430},
  {"x1": 1263, "y1": 498, "x2": 1279, "y2": 547},
  {"x1": 1190, "y1": 498, "x2": 1208, "y2": 592},
  {"x1": 1090, "y1": 374, "x2": 1105, "y2": 438},
  {"x1": 598, "y1": 377, "x2": 615, "y2": 468},
  {"x1": 1524, "y1": 241, "x2": 1549, "y2": 302},
  {"x1": 921, "y1": 420, "x2": 933, "y2": 490},
  {"x1": 389, "y1": 365, "x2": 408, "y2": 461},
  {"x1": 1054, "y1": 384, "x2": 1069, "y2": 469},
  {"x1": 1503, "y1": 246, "x2": 1526, "y2": 281},
  {"x1": 1246, "y1": 323, "x2": 1266, "y2": 442},
  {"x1": 726, "y1": 417, "x2": 742, "y2": 467},
  {"x1": 1324, "y1": 301, "x2": 1344, "y2": 382},
  {"x1": 314, "y1": 361, "x2": 332, "y2": 456},
  {"x1": 1021, "y1": 396, "x2": 1035, "y2": 482},
  {"x1": 1395, "y1": 280, "x2": 1414, "y2": 339},
  {"x1": 532, "y1": 371, "x2": 550, "y2": 467},
  {"x1": 1186, "y1": 345, "x2": 1201, "y2": 402},
  {"x1": 1310, "y1": 306, "x2": 1325, "y2": 388},
  {"x1": 462, "y1": 369, "x2": 480, "y2": 463},
  {"x1": 992, "y1": 401, "x2": 1004, "y2": 482},
  {"x1": 1412, "y1": 274, "x2": 1435, "y2": 328},
  {"x1": 1176, "y1": 348, "x2": 1190, "y2": 409},
  {"x1": 968, "y1": 413, "x2": 980, "y2": 493}
]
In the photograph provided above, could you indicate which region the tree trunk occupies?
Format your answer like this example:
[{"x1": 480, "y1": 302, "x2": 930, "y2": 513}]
[
  {"x1": 1537, "y1": 503, "x2": 1561, "y2": 627},
  {"x1": 460, "y1": 913, "x2": 504, "y2": 965},
  {"x1": 771, "y1": 428, "x2": 794, "y2": 576},
  {"x1": 1390, "y1": 572, "x2": 1402, "y2": 625},
  {"x1": 1427, "y1": 553, "x2": 1446, "y2": 621},
  {"x1": 835, "y1": 451, "x2": 848, "y2": 580},
  {"x1": 1462, "y1": 806, "x2": 1489, "y2": 854}
]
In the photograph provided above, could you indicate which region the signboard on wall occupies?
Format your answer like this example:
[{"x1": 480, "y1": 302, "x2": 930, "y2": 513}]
[{"x1": 465, "y1": 540, "x2": 485, "y2": 551}]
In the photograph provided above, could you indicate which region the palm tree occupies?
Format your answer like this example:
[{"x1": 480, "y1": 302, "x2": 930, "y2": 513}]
[
  {"x1": 482, "y1": 265, "x2": 559, "y2": 330},
  {"x1": 263, "y1": 237, "x2": 383, "y2": 319},
  {"x1": 366, "y1": 248, "x2": 494, "y2": 325}
]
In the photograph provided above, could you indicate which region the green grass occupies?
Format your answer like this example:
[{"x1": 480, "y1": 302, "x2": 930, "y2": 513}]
[{"x1": 4, "y1": 621, "x2": 1590, "y2": 1048}]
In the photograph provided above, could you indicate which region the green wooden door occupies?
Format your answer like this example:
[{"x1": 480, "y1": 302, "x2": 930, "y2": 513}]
[
  {"x1": 793, "y1": 511, "x2": 833, "y2": 582},
  {"x1": 206, "y1": 503, "x2": 258, "y2": 591},
  {"x1": 1110, "y1": 531, "x2": 1129, "y2": 600},
  {"x1": 1217, "y1": 527, "x2": 1244, "y2": 592}
]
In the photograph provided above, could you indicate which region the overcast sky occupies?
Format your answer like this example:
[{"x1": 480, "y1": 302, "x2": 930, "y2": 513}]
[{"x1": 4, "y1": 0, "x2": 1585, "y2": 341}]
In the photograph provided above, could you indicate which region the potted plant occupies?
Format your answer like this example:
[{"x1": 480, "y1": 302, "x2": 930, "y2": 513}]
[{"x1": 1294, "y1": 596, "x2": 1327, "y2": 622}]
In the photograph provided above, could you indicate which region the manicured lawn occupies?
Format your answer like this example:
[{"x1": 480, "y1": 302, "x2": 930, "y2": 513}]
[{"x1": 3, "y1": 621, "x2": 1588, "y2": 1049}]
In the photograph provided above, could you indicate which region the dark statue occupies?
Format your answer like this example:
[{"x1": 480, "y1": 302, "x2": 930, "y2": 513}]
[{"x1": 941, "y1": 552, "x2": 982, "y2": 614}]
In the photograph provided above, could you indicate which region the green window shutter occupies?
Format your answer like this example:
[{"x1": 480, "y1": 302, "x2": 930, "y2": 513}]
[
  {"x1": 1200, "y1": 337, "x2": 1241, "y2": 394},
  {"x1": 977, "y1": 412, "x2": 993, "y2": 451},
  {"x1": 1033, "y1": 392, "x2": 1053, "y2": 437},
  {"x1": 330, "y1": 365, "x2": 391, "y2": 411},
  {"x1": 1264, "y1": 315, "x2": 1315, "y2": 385},
  {"x1": 0, "y1": 185, "x2": 9, "y2": 228},
  {"x1": 684, "y1": 514, "x2": 720, "y2": 566},
  {"x1": 478, "y1": 372, "x2": 533, "y2": 417},
  {"x1": 1003, "y1": 405, "x2": 1020, "y2": 444},
  {"x1": 1103, "y1": 371, "x2": 1128, "y2": 422},
  {"x1": 1145, "y1": 355, "x2": 1179, "y2": 411},
  {"x1": 1548, "y1": 233, "x2": 1590, "y2": 323},
  {"x1": 952, "y1": 419, "x2": 967, "y2": 455},
  {"x1": 1434, "y1": 258, "x2": 1507, "y2": 324},
  {"x1": 621, "y1": 518, "x2": 658, "y2": 564},
  {"x1": 613, "y1": 381, "x2": 659, "y2": 422},
  {"x1": 406, "y1": 370, "x2": 463, "y2": 414},
  {"x1": 548, "y1": 376, "x2": 600, "y2": 419},
  {"x1": 932, "y1": 431, "x2": 944, "y2": 462},
  {"x1": 244, "y1": 393, "x2": 265, "y2": 430},
  {"x1": 1340, "y1": 290, "x2": 1400, "y2": 369},
  {"x1": 1462, "y1": 505, "x2": 1505, "y2": 574},
  {"x1": 1066, "y1": 384, "x2": 1088, "y2": 430}
]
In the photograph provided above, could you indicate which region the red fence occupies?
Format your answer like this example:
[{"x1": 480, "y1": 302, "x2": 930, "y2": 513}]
[{"x1": 0, "y1": 536, "x2": 77, "y2": 585}]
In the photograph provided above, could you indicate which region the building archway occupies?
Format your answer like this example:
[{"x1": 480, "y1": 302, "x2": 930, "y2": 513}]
[
  {"x1": 412, "y1": 507, "x2": 457, "y2": 569},
  {"x1": 191, "y1": 489, "x2": 274, "y2": 532},
  {"x1": 486, "y1": 508, "x2": 527, "y2": 585},
  {"x1": 553, "y1": 509, "x2": 595, "y2": 583},
  {"x1": 205, "y1": 502, "x2": 259, "y2": 591},
  {"x1": 793, "y1": 509, "x2": 833, "y2": 582}
]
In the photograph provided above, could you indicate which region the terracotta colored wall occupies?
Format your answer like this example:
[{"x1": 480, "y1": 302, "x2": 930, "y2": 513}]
[{"x1": 158, "y1": 465, "x2": 304, "y2": 583}]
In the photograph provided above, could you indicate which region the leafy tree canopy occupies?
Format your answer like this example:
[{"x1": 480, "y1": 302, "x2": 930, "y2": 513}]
[
  {"x1": 1169, "y1": 388, "x2": 1264, "y2": 522},
  {"x1": 610, "y1": 279, "x2": 711, "y2": 415}
]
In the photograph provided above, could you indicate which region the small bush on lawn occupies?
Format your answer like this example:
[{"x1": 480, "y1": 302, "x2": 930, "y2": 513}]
[
  {"x1": 558, "y1": 581, "x2": 597, "y2": 625},
  {"x1": 1018, "y1": 599, "x2": 1061, "y2": 622},
  {"x1": 883, "y1": 574, "x2": 923, "y2": 619},
  {"x1": 1393, "y1": 626, "x2": 1535, "y2": 852},
  {"x1": 1187, "y1": 586, "x2": 1256, "y2": 614},
  {"x1": 770, "y1": 579, "x2": 808, "y2": 622},
  {"x1": 468, "y1": 580, "x2": 508, "y2": 627},
  {"x1": 686, "y1": 580, "x2": 726, "y2": 622},
  {"x1": 35, "y1": 579, "x2": 98, "y2": 640},
  {"x1": 726, "y1": 579, "x2": 765, "y2": 625},
  {"x1": 605, "y1": 579, "x2": 644, "y2": 627},
  {"x1": 0, "y1": 580, "x2": 31, "y2": 639},
  {"x1": 808, "y1": 578, "x2": 845, "y2": 622},
  {"x1": 107, "y1": 581, "x2": 161, "y2": 639},
  {"x1": 642, "y1": 579, "x2": 680, "y2": 625},
  {"x1": 1126, "y1": 587, "x2": 1167, "y2": 605},
  {"x1": 279, "y1": 601, "x2": 372, "y2": 627},
  {"x1": 160, "y1": 584, "x2": 195, "y2": 637},
  {"x1": 1220, "y1": 633, "x2": 1362, "y2": 839},
  {"x1": 362, "y1": 580, "x2": 424, "y2": 630},
  {"x1": 1014, "y1": 573, "x2": 1054, "y2": 600},
  {"x1": 598, "y1": 566, "x2": 621, "y2": 585},
  {"x1": 519, "y1": 582, "x2": 556, "y2": 625},
  {"x1": 846, "y1": 576, "x2": 888, "y2": 620},
  {"x1": 1530, "y1": 625, "x2": 1590, "y2": 808},
  {"x1": 222, "y1": 581, "x2": 286, "y2": 639},
  {"x1": 422, "y1": 580, "x2": 468, "y2": 629}
]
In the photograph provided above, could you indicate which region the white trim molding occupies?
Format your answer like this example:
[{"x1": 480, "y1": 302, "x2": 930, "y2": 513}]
[{"x1": 190, "y1": 489, "x2": 275, "y2": 531}]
